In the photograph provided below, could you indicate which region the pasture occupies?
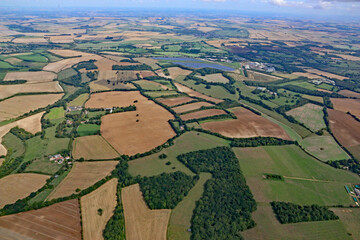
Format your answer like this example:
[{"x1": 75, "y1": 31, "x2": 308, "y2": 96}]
[
  {"x1": 122, "y1": 184, "x2": 171, "y2": 240},
  {"x1": 0, "y1": 199, "x2": 82, "y2": 240},
  {"x1": 134, "y1": 80, "x2": 170, "y2": 90},
  {"x1": 87, "y1": 91, "x2": 175, "y2": 156},
  {"x1": 331, "y1": 98, "x2": 360, "y2": 118},
  {"x1": 331, "y1": 208, "x2": 360, "y2": 240},
  {"x1": 77, "y1": 124, "x2": 100, "y2": 136},
  {"x1": 0, "y1": 173, "x2": 49, "y2": 208},
  {"x1": 81, "y1": 178, "x2": 117, "y2": 240},
  {"x1": 180, "y1": 109, "x2": 226, "y2": 121},
  {"x1": 0, "y1": 94, "x2": 64, "y2": 122},
  {"x1": 234, "y1": 145, "x2": 359, "y2": 206},
  {"x1": 48, "y1": 161, "x2": 118, "y2": 200},
  {"x1": 300, "y1": 135, "x2": 350, "y2": 161},
  {"x1": 201, "y1": 107, "x2": 290, "y2": 139},
  {"x1": 45, "y1": 107, "x2": 65, "y2": 120},
  {"x1": 286, "y1": 103, "x2": 326, "y2": 132},
  {"x1": 128, "y1": 131, "x2": 229, "y2": 177},
  {"x1": 72, "y1": 135, "x2": 119, "y2": 160},
  {"x1": 172, "y1": 101, "x2": 214, "y2": 114}
]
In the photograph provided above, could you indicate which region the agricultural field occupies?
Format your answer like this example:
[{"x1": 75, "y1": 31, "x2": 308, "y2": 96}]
[
  {"x1": 43, "y1": 55, "x2": 102, "y2": 73},
  {"x1": 77, "y1": 124, "x2": 100, "y2": 136},
  {"x1": 4, "y1": 71, "x2": 56, "y2": 83},
  {"x1": 172, "y1": 101, "x2": 214, "y2": 113},
  {"x1": 246, "y1": 70, "x2": 282, "y2": 82},
  {"x1": 44, "y1": 107, "x2": 65, "y2": 120},
  {"x1": 0, "y1": 199, "x2": 82, "y2": 240},
  {"x1": 174, "y1": 82, "x2": 223, "y2": 103},
  {"x1": 338, "y1": 90, "x2": 360, "y2": 98},
  {"x1": 157, "y1": 96, "x2": 194, "y2": 107},
  {"x1": 331, "y1": 98, "x2": 360, "y2": 118},
  {"x1": 81, "y1": 178, "x2": 117, "y2": 240},
  {"x1": 0, "y1": 93, "x2": 63, "y2": 122},
  {"x1": 134, "y1": 79, "x2": 170, "y2": 90},
  {"x1": 0, "y1": 81, "x2": 63, "y2": 99},
  {"x1": 197, "y1": 73, "x2": 229, "y2": 83},
  {"x1": 122, "y1": 184, "x2": 171, "y2": 240},
  {"x1": 72, "y1": 135, "x2": 119, "y2": 160},
  {"x1": 0, "y1": 173, "x2": 49, "y2": 208},
  {"x1": 180, "y1": 108, "x2": 227, "y2": 121},
  {"x1": 286, "y1": 103, "x2": 326, "y2": 132},
  {"x1": 331, "y1": 208, "x2": 360, "y2": 240},
  {"x1": 234, "y1": 145, "x2": 359, "y2": 205},
  {"x1": 48, "y1": 161, "x2": 118, "y2": 200},
  {"x1": 67, "y1": 93, "x2": 89, "y2": 107},
  {"x1": 87, "y1": 91, "x2": 175, "y2": 155},
  {"x1": 201, "y1": 107, "x2": 290, "y2": 139},
  {"x1": 128, "y1": 131, "x2": 229, "y2": 177}
]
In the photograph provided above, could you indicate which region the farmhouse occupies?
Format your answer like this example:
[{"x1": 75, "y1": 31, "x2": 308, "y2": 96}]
[
  {"x1": 49, "y1": 154, "x2": 70, "y2": 164},
  {"x1": 67, "y1": 106, "x2": 83, "y2": 112},
  {"x1": 310, "y1": 78, "x2": 335, "y2": 86}
]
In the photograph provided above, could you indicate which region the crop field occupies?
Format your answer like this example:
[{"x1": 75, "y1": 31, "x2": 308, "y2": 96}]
[
  {"x1": 0, "y1": 173, "x2": 49, "y2": 208},
  {"x1": 58, "y1": 68, "x2": 78, "y2": 80},
  {"x1": 167, "y1": 172, "x2": 212, "y2": 240},
  {"x1": 95, "y1": 57, "x2": 136, "y2": 71},
  {"x1": 128, "y1": 131, "x2": 229, "y2": 177},
  {"x1": 292, "y1": 71, "x2": 321, "y2": 79},
  {"x1": 242, "y1": 205, "x2": 351, "y2": 240},
  {"x1": 328, "y1": 109, "x2": 360, "y2": 149},
  {"x1": 331, "y1": 208, "x2": 360, "y2": 240},
  {"x1": 0, "y1": 93, "x2": 64, "y2": 122},
  {"x1": 15, "y1": 53, "x2": 48, "y2": 63},
  {"x1": 234, "y1": 145, "x2": 359, "y2": 205},
  {"x1": 201, "y1": 107, "x2": 290, "y2": 139},
  {"x1": 286, "y1": 103, "x2": 326, "y2": 132},
  {"x1": 0, "y1": 81, "x2": 63, "y2": 99},
  {"x1": 156, "y1": 96, "x2": 193, "y2": 106},
  {"x1": 300, "y1": 135, "x2": 350, "y2": 161},
  {"x1": 174, "y1": 82, "x2": 223, "y2": 103},
  {"x1": 134, "y1": 80, "x2": 170, "y2": 90},
  {"x1": 145, "y1": 91, "x2": 179, "y2": 98},
  {"x1": 13, "y1": 37, "x2": 48, "y2": 44},
  {"x1": 77, "y1": 124, "x2": 100, "y2": 136},
  {"x1": 81, "y1": 178, "x2": 117, "y2": 240},
  {"x1": 0, "y1": 199, "x2": 82, "y2": 240},
  {"x1": 48, "y1": 161, "x2": 118, "y2": 200},
  {"x1": 48, "y1": 49, "x2": 87, "y2": 57},
  {"x1": 122, "y1": 184, "x2": 171, "y2": 240},
  {"x1": 86, "y1": 91, "x2": 175, "y2": 155},
  {"x1": 302, "y1": 94, "x2": 324, "y2": 103},
  {"x1": 4, "y1": 71, "x2": 56, "y2": 83},
  {"x1": 305, "y1": 68, "x2": 348, "y2": 80},
  {"x1": 97, "y1": 70, "x2": 138, "y2": 81},
  {"x1": 197, "y1": 73, "x2": 229, "y2": 83},
  {"x1": 172, "y1": 101, "x2": 214, "y2": 113},
  {"x1": 180, "y1": 108, "x2": 226, "y2": 121},
  {"x1": 68, "y1": 93, "x2": 89, "y2": 107},
  {"x1": 338, "y1": 90, "x2": 360, "y2": 98},
  {"x1": 166, "y1": 67, "x2": 192, "y2": 79},
  {"x1": 331, "y1": 98, "x2": 360, "y2": 118},
  {"x1": 72, "y1": 135, "x2": 119, "y2": 160},
  {"x1": 43, "y1": 55, "x2": 102, "y2": 73}
]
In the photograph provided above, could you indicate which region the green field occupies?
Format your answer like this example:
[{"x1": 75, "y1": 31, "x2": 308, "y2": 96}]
[
  {"x1": 45, "y1": 107, "x2": 65, "y2": 120},
  {"x1": 77, "y1": 124, "x2": 100, "y2": 136},
  {"x1": 242, "y1": 204, "x2": 351, "y2": 240},
  {"x1": 128, "y1": 131, "x2": 229, "y2": 177},
  {"x1": 2, "y1": 133, "x2": 25, "y2": 160},
  {"x1": 167, "y1": 172, "x2": 212, "y2": 240},
  {"x1": 67, "y1": 93, "x2": 89, "y2": 107},
  {"x1": 281, "y1": 81, "x2": 318, "y2": 91},
  {"x1": 331, "y1": 208, "x2": 360, "y2": 240},
  {"x1": 58, "y1": 68, "x2": 77, "y2": 80},
  {"x1": 15, "y1": 53, "x2": 48, "y2": 63},
  {"x1": 234, "y1": 145, "x2": 359, "y2": 206},
  {"x1": 145, "y1": 90, "x2": 179, "y2": 98},
  {"x1": 0, "y1": 61, "x2": 14, "y2": 69},
  {"x1": 300, "y1": 135, "x2": 350, "y2": 161},
  {"x1": 286, "y1": 103, "x2": 326, "y2": 132}
]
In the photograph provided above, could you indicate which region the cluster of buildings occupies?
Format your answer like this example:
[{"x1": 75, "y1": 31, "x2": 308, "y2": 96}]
[
  {"x1": 310, "y1": 78, "x2": 336, "y2": 86},
  {"x1": 255, "y1": 87, "x2": 277, "y2": 96},
  {"x1": 66, "y1": 106, "x2": 83, "y2": 112},
  {"x1": 345, "y1": 185, "x2": 360, "y2": 207},
  {"x1": 49, "y1": 154, "x2": 71, "y2": 164},
  {"x1": 244, "y1": 61, "x2": 276, "y2": 73}
]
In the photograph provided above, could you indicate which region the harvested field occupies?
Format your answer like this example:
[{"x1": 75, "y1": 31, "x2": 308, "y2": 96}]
[
  {"x1": 201, "y1": 107, "x2": 290, "y2": 139},
  {"x1": 168, "y1": 67, "x2": 192, "y2": 79},
  {"x1": 0, "y1": 112, "x2": 44, "y2": 156},
  {"x1": 43, "y1": 55, "x2": 102, "y2": 73},
  {"x1": 49, "y1": 35, "x2": 75, "y2": 43},
  {"x1": 48, "y1": 161, "x2": 118, "y2": 200},
  {"x1": 72, "y1": 135, "x2": 119, "y2": 160},
  {"x1": 48, "y1": 49, "x2": 88, "y2": 57},
  {"x1": 91, "y1": 79, "x2": 136, "y2": 91},
  {"x1": 4, "y1": 71, "x2": 56, "y2": 83},
  {"x1": 174, "y1": 82, "x2": 223, "y2": 103},
  {"x1": 328, "y1": 109, "x2": 360, "y2": 158},
  {"x1": 172, "y1": 101, "x2": 214, "y2": 113},
  {"x1": 0, "y1": 173, "x2": 49, "y2": 208},
  {"x1": 0, "y1": 94, "x2": 63, "y2": 122},
  {"x1": 157, "y1": 96, "x2": 194, "y2": 107},
  {"x1": 13, "y1": 37, "x2": 47, "y2": 44},
  {"x1": 122, "y1": 184, "x2": 171, "y2": 240},
  {"x1": 198, "y1": 73, "x2": 229, "y2": 83},
  {"x1": 338, "y1": 90, "x2": 360, "y2": 98},
  {"x1": 4, "y1": 57, "x2": 22, "y2": 65},
  {"x1": 90, "y1": 81, "x2": 111, "y2": 91},
  {"x1": 81, "y1": 178, "x2": 117, "y2": 240},
  {"x1": 0, "y1": 199, "x2": 81, "y2": 240},
  {"x1": 305, "y1": 68, "x2": 348, "y2": 80},
  {"x1": 134, "y1": 57, "x2": 159, "y2": 70},
  {"x1": 334, "y1": 54, "x2": 360, "y2": 61},
  {"x1": 97, "y1": 70, "x2": 147, "y2": 81},
  {"x1": 91, "y1": 91, "x2": 175, "y2": 155},
  {"x1": 181, "y1": 109, "x2": 226, "y2": 121},
  {"x1": 134, "y1": 80, "x2": 170, "y2": 90},
  {"x1": 95, "y1": 57, "x2": 138, "y2": 71},
  {"x1": 286, "y1": 103, "x2": 325, "y2": 132},
  {"x1": 331, "y1": 98, "x2": 360, "y2": 118},
  {"x1": 0, "y1": 81, "x2": 63, "y2": 99}
]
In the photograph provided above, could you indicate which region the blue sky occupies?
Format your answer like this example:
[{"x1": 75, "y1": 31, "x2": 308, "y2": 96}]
[{"x1": 0, "y1": 0, "x2": 359, "y2": 20}]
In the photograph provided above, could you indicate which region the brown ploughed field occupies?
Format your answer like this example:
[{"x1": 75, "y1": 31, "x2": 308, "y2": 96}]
[{"x1": 0, "y1": 199, "x2": 81, "y2": 240}]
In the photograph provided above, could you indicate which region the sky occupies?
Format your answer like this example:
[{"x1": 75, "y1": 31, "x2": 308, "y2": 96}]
[{"x1": 0, "y1": 0, "x2": 359, "y2": 20}]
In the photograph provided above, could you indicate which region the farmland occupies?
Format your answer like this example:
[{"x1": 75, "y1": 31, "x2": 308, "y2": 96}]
[
  {"x1": 0, "y1": 81, "x2": 63, "y2": 99},
  {"x1": 331, "y1": 98, "x2": 360, "y2": 118},
  {"x1": 172, "y1": 101, "x2": 214, "y2": 113},
  {"x1": 198, "y1": 73, "x2": 229, "y2": 83},
  {"x1": 72, "y1": 135, "x2": 119, "y2": 160},
  {"x1": 157, "y1": 96, "x2": 193, "y2": 107},
  {"x1": 174, "y1": 82, "x2": 223, "y2": 103},
  {"x1": 0, "y1": 199, "x2": 82, "y2": 240},
  {"x1": 77, "y1": 124, "x2": 100, "y2": 136},
  {"x1": 0, "y1": 173, "x2": 49, "y2": 208},
  {"x1": 122, "y1": 184, "x2": 171, "y2": 240},
  {"x1": 286, "y1": 103, "x2": 326, "y2": 132},
  {"x1": 48, "y1": 161, "x2": 118, "y2": 200},
  {"x1": 81, "y1": 178, "x2": 117, "y2": 240},
  {"x1": 180, "y1": 108, "x2": 226, "y2": 121},
  {"x1": 201, "y1": 107, "x2": 290, "y2": 139},
  {"x1": 4, "y1": 71, "x2": 56, "y2": 83}
]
